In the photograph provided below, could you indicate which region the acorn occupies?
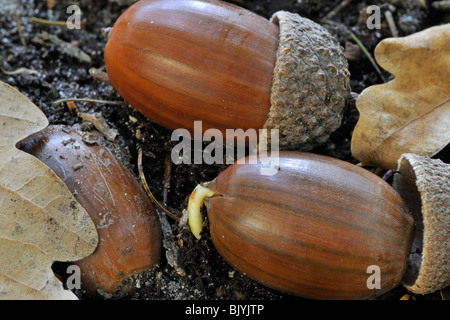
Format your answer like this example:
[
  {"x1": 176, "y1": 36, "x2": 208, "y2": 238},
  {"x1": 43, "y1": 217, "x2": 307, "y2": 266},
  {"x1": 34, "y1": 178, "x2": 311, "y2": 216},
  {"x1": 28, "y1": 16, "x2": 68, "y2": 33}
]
[
  {"x1": 104, "y1": 0, "x2": 351, "y2": 150},
  {"x1": 19, "y1": 125, "x2": 162, "y2": 296},
  {"x1": 393, "y1": 153, "x2": 450, "y2": 295},
  {"x1": 187, "y1": 151, "x2": 415, "y2": 299}
]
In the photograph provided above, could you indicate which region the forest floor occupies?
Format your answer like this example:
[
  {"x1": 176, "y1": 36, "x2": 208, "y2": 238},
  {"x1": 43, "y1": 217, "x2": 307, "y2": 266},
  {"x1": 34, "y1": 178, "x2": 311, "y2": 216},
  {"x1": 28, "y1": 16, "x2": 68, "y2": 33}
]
[{"x1": 0, "y1": 0, "x2": 448, "y2": 301}]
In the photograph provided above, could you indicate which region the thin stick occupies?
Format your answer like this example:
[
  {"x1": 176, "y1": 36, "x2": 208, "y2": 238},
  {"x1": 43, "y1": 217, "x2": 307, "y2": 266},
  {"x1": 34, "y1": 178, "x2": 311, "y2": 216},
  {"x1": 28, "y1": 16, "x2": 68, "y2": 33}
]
[
  {"x1": 320, "y1": 0, "x2": 353, "y2": 22},
  {"x1": 163, "y1": 152, "x2": 172, "y2": 205},
  {"x1": 349, "y1": 31, "x2": 387, "y2": 82},
  {"x1": 1, "y1": 67, "x2": 38, "y2": 75},
  {"x1": 54, "y1": 98, "x2": 126, "y2": 106},
  {"x1": 13, "y1": 13, "x2": 27, "y2": 50},
  {"x1": 384, "y1": 10, "x2": 399, "y2": 37},
  {"x1": 138, "y1": 148, "x2": 180, "y2": 221},
  {"x1": 381, "y1": 170, "x2": 397, "y2": 181},
  {"x1": 30, "y1": 17, "x2": 92, "y2": 27}
]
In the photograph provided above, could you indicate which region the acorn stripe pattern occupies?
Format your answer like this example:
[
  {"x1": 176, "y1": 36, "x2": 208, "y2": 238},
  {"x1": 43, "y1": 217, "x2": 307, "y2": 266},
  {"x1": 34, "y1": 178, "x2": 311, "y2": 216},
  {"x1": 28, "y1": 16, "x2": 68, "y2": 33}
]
[
  {"x1": 202, "y1": 152, "x2": 414, "y2": 299},
  {"x1": 104, "y1": 0, "x2": 350, "y2": 150},
  {"x1": 105, "y1": 0, "x2": 278, "y2": 134}
]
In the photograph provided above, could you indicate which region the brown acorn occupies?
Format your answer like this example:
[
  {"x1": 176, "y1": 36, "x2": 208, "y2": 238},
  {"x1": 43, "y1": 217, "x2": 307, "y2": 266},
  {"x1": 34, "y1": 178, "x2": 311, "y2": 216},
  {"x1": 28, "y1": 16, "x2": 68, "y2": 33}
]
[
  {"x1": 19, "y1": 125, "x2": 162, "y2": 296},
  {"x1": 187, "y1": 151, "x2": 415, "y2": 299},
  {"x1": 104, "y1": 0, "x2": 350, "y2": 150}
]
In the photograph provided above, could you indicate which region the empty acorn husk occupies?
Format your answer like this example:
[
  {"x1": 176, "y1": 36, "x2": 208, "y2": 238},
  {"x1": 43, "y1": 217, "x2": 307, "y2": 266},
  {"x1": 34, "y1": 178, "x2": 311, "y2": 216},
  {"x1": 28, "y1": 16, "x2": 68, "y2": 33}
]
[
  {"x1": 19, "y1": 125, "x2": 162, "y2": 296},
  {"x1": 393, "y1": 153, "x2": 450, "y2": 295}
]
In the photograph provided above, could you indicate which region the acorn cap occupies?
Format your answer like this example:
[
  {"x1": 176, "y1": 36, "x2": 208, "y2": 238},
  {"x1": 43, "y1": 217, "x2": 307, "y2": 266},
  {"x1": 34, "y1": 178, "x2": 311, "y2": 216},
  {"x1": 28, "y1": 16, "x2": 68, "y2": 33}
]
[
  {"x1": 265, "y1": 11, "x2": 351, "y2": 150},
  {"x1": 392, "y1": 153, "x2": 450, "y2": 295}
]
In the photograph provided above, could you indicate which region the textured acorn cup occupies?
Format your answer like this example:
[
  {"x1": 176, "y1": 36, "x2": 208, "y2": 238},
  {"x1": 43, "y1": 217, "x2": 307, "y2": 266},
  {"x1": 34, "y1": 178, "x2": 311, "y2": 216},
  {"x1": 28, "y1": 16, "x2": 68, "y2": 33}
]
[
  {"x1": 19, "y1": 125, "x2": 162, "y2": 295},
  {"x1": 393, "y1": 153, "x2": 450, "y2": 295},
  {"x1": 104, "y1": 0, "x2": 350, "y2": 150},
  {"x1": 188, "y1": 152, "x2": 414, "y2": 299}
]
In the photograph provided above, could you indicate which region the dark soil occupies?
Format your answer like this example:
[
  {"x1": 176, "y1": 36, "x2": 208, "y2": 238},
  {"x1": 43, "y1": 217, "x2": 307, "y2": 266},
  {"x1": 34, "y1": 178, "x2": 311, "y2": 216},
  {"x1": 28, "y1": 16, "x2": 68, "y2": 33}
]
[{"x1": 1, "y1": 0, "x2": 448, "y2": 302}]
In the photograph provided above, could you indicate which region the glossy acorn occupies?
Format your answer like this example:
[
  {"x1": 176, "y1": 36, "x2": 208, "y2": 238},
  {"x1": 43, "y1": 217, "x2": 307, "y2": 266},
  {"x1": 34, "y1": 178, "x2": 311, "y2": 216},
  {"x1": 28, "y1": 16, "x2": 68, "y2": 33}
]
[
  {"x1": 187, "y1": 151, "x2": 415, "y2": 299},
  {"x1": 104, "y1": 0, "x2": 350, "y2": 150},
  {"x1": 19, "y1": 125, "x2": 162, "y2": 296}
]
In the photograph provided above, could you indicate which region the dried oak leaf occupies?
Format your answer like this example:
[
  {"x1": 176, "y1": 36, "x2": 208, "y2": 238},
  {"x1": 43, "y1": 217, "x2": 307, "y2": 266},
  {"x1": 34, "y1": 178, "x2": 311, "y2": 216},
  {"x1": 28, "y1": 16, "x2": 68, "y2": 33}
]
[
  {"x1": 351, "y1": 24, "x2": 450, "y2": 169},
  {"x1": 0, "y1": 81, "x2": 98, "y2": 299}
]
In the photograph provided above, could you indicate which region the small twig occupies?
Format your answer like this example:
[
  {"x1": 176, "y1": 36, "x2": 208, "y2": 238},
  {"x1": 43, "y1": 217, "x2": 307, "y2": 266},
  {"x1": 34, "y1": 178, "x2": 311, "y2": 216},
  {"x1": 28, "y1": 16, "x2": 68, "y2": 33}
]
[
  {"x1": 320, "y1": 0, "x2": 353, "y2": 22},
  {"x1": 30, "y1": 17, "x2": 67, "y2": 27},
  {"x1": 1, "y1": 67, "x2": 38, "y2": 75},
  {"x1": 89, "y1": 67, "x2": 110, "y2": 84},
  {"x1": 138, "y1": 148, "x2": 181, "y2": 222},
  {"x1": 54, "y1": 98, "x2": 126, "y2": 106},
  {"x1": 440, "y1": 287, "x2": 450, "y2": 300},
  {"x1": 29, "y1": 17, "x2": 92, "y2": 27},
  {"x1": 384, "y1": 10, "x2": 399, "y2": 37},
  {"x1": 13, "y1": 13, "x2": 27, "y2": 50},
  {"x1": 163, "y1": 152, "x2": 172, "y2": 205},
  {"x1": 32, "y1": 31, "x2": 92, "y2": 63},
  {"x1": 381, "y1": 169, "x2": 397, "y2": 181},
  {"x1": 349, "y1": 31, "x2": 387, "y2": 82},
  {"x1": 138, "y1": 148, "x2": 186, "y2": 277},
  {"x1": 78, "y1": 112, "x2": 118, "y2": 141}
]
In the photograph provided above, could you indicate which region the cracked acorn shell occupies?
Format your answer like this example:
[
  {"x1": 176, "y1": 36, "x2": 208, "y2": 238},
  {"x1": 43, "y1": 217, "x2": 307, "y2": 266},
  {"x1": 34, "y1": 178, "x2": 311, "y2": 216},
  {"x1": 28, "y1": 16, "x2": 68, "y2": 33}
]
[
  {"x1": 393, "y1": 153, "x2": 450, "y2": 295},
  {"x1": 19, "y1": 125, "x2": 162, "y2": 296},
  {"x1": 104, "y1": 0, "x2": 350, "y2": 150}
]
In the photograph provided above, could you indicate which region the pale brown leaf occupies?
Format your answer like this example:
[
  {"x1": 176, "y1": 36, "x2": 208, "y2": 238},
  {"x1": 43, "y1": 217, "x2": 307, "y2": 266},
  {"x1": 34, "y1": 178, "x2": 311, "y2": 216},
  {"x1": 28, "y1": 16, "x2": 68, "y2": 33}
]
[
  {"x1": 351, "y1": 24, "x2": 450, "y2": 169},
  {"x1": 0, "y1": 81, "x2": 98, "y2": 300}
]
